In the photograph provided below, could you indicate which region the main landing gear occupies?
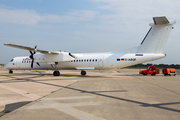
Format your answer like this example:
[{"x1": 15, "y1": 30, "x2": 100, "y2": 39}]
[
  {"x1": 81, "y1": 70, "x2": 86, "y2": 76},
  {"x1": 53, "y1": 62, "x2": 60, "y2": 76},
  {"x1": 53, "y1": 70, "x2": 86, "y2": 76},
  {"x1": 51, "y1": 62, "x2": 87, "y2": 76},
  {"x1": 53, "y1": 71, "x2": 60, "y2": 76}
]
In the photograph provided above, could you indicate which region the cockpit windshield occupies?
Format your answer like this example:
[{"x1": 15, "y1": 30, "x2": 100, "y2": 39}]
[{"x1": 10, "y1": 59, "x2": 14, "y2": 62}]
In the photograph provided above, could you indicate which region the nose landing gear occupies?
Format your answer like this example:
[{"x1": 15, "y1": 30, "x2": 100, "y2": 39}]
[{"x1": 9, "y1": 70, "x2": 13, "y2": 74}]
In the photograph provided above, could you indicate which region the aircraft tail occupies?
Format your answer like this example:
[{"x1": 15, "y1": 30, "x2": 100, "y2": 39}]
[{"x1": 136, "y1": 16, "x2": 176, "y2": 54}]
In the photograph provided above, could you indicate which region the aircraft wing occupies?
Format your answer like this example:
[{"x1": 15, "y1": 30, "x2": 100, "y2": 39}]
[{"x1": 4, "y1": 44, "x2": 59, "y2": 55}]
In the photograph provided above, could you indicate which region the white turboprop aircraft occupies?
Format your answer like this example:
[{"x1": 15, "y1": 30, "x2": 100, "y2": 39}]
[{"x1": 4, "y1": 16, "x2": 176, "y2": 76}]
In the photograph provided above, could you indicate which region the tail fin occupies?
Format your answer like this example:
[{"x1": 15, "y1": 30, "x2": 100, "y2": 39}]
[{"x1": 136, "y1": 16, "x2": 176, "y2": 54}]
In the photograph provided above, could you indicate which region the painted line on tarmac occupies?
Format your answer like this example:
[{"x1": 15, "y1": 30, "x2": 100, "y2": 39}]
[
  {"x1": 27, "y1": 102, "x2": 101, "y2": 109},
  {"x1": 27, "y1": 96, "x2": 106, "y2": 120},
  {"x1": 0, "y1": 84, "x2": 41, "y2": 100}
]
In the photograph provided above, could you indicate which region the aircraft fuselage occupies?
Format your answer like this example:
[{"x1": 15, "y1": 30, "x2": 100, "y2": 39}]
[{"x1": 5, "y1": 52, "x2": 165, "y2": 71}]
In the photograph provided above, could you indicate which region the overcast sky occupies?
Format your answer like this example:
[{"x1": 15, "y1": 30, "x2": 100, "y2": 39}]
[{"x1": 0, "y1": 0, "x2": 180, "y2": 64}]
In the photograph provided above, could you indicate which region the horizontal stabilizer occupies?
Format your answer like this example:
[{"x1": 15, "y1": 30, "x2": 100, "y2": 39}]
[{"x1": 153, "y1": 16, "x2": 169, "y2": 25}]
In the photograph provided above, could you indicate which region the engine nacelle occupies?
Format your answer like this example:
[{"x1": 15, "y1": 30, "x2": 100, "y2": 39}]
[{"x1": 34, "y1": 52, "x2": 75, "y2": 63}]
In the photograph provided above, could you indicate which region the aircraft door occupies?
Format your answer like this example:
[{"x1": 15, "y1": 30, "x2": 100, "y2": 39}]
[
  {"x1": 16, "y1": 58, "x2": 21, "y2": 68},
  {"x1": 98, "y1": 56, "x2": 104, "y2": 67}
]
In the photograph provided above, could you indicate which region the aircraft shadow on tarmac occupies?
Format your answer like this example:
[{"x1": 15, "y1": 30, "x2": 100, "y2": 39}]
[
  {"x1": 115, "y1": 74, "x2": 142, "y2": 76},
  {"x1": 0, "y1": 101, "x2": 31, "y2": 117}
]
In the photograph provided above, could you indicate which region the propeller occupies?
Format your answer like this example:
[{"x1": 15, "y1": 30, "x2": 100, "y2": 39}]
[{"x1": 29, "y1": 45, "x2": 40, "y2": 68}]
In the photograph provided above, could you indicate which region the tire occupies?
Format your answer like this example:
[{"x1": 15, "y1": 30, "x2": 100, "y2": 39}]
[
  {"x1": 53, "y1": 71, "x2": 60, "y2": 76},
  {"x1": 53, "y1": 71, "x2": 56, "y2": 76},
  {"x1": 143, "y1": 72, "x2": 147, "y2": 76},
  {"x1": 9, "y1": 70, "x2": 13, "y2": 74},
  {"x1": 81, "y1": 71, "x2": 86, "y2": 76},
  {"x1": 151, "y1": 72, "x2": 156, "y2": 76},
  {"x1": 57, "y1": 71, "x2": 60, "y2": 76}
]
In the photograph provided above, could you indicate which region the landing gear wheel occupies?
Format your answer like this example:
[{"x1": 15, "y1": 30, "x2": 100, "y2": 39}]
[
  {"x1": 9, "y1": 70, "x2": 13, "y2": 74},
  {"x1": 81, "y1": 70, "x2": 86, "y2": 76},
  {"x1": 53, "y1": 71, "x2": 60, "y2": 76}
]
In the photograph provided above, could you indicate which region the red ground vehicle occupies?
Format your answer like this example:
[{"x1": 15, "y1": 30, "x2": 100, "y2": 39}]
[
  {"x1": 162, "y1": 68, "x2": 176, "y2": 76},
  {"x1": 139, "y1": 66, "x2": 160, "y2": 76}
]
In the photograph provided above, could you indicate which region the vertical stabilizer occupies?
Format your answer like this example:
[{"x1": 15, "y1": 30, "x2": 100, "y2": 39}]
[{"x1": 136, "y1": 16, "x2": 176, "y2": 53}]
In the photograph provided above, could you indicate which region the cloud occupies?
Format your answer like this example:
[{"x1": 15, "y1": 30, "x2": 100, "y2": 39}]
[
  {"x1": 43, "y1": 10, "x2": 99, "y2": 23},
  {"x1": 0, "y1": 9, "x2": 42, "y2": 25},
  {"x1": 86, "y1": 0, "x2": 180, "y2": 33},
  {"x1": 0, "y1": 8, "x2": 99, "y2": 25},
  {"x1": 91, "y1": 0, "x2": 180, "y2": 19}
]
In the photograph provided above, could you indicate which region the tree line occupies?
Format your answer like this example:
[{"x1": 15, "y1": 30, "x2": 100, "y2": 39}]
[{"x1": 125, "y1": 63, "x2": 180, "y2": 69}]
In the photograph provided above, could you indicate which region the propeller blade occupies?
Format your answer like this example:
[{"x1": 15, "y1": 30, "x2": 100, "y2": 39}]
[
  {"x1": 34, "y1": 45, "x2": 37, "y2": 54},
  {"x1": 29, "y1": 51, "x2": 33, "y2": 55},
  {"x1": 36, "y1": 63, "x2": 40, "y2": 66},
  {"x1": 31, "y1": 59, "x2": 34, "y2": 68}
]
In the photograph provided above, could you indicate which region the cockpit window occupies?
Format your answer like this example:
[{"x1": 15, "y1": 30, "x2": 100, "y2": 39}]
[{"x1": 10, "y1": 59, "x2": 14, "y2": 62}]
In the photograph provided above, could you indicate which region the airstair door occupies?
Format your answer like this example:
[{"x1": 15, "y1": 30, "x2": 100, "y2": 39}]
[{"x1": 98, "y1": 56, "x2": 104, "y2": 67}]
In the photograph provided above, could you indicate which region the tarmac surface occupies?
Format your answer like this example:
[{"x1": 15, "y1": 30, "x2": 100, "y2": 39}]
[{"x1": 0, "y1": 68, "x2": 180, "y2": 120}]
